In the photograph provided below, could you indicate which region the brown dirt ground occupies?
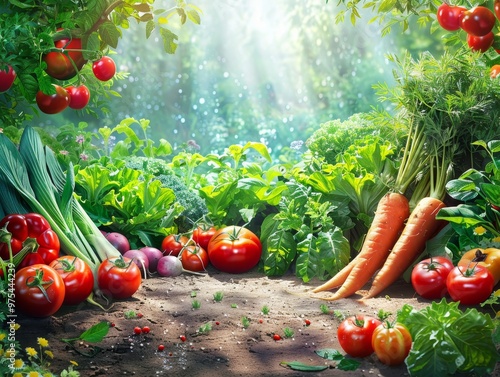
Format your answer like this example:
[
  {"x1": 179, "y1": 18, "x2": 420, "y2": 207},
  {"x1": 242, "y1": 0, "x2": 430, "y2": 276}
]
[{"x1": 15, "y1": 266, "x2": 500, "y2": 377}]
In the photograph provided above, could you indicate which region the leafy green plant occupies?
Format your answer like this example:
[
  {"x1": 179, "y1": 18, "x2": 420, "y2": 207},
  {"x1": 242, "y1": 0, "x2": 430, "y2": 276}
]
[
  {"x1": 283, "y1": 327, "x2": 294, "y2": 338},
  {"x1": 261, "y1": 305, "x2": 270, "y2": 315},
  {"x1": 191, "y1": 299, "x2": 201, "y2": 310},
  {"x1": 241, "y1": 316, "x2": 250, "y2": 329},
  {"x1": 213, "y1": 291, "x2": 224, "y2": 302},
  {"x1": 197, "y1": 322, "x2": 212, "y2": 334}
]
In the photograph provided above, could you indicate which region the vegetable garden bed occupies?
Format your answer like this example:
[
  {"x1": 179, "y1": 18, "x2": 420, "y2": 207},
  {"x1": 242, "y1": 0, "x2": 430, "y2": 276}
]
[{"x1": 15, "y1": 268, "x2": 499, "y2": 377}]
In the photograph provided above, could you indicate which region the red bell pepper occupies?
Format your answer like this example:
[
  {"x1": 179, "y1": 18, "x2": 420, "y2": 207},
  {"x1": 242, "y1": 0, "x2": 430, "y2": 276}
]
[{"x1": 0, "y1": 213, "x2": 60, "y2": 268}]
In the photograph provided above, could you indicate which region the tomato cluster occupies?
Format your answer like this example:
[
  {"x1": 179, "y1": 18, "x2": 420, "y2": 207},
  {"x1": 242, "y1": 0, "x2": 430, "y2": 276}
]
[
  {"x1": 411, "y1": 254, "x2": 497, "y2": 305},
  {"x1": 436, "y1": 3, "x2": 500, "y2": 54},
  {"x1": 337, "y1": 315, "x2": 412, "y2": 366}
]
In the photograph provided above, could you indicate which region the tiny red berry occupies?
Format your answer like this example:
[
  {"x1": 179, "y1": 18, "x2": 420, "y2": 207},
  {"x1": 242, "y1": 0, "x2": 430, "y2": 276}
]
[
  {"x1": 157, "y1": 344, "x2": 165, "y2": 352},
  {"x1": 142, "y1": 326, "x2": 151, "y2": 334},
  {"x1": 215, "y1": 321, "x2": 220, "y2": 326},
  {"x1": 273, "y1": 334, "x2": 281, "y2": 341},
  {"x1": 109, "y1": 322, "x2": 115, "y2": 327},
  {"x1": 137, "y1": 313, "x2": 144, "y2": 318},
  {"x1": 133, "y1": 326, "x2": 142, "y2": 335},
  {"x1": 304, "y1": 319, "x2": 311, "y2": 326},
  {"x1": 179, "y1": 335, "x2": 187, "y2": 342},
  {"x1": 259, "y1": 319, "x2": 263, "y2": 324}
]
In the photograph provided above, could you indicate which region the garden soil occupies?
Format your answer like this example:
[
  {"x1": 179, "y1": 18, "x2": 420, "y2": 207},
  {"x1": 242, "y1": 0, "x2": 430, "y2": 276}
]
[{"x1": 15, "y1": 267, "x2": 500, "y2": 377}]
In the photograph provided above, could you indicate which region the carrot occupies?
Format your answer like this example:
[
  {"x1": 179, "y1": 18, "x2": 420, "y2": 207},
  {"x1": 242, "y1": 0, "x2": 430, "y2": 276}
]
[
  {"x1": 313, "y1": 192, "x2": 410, "y2": 299},
  {"x1": 363, "y1": 196, "x2": 446, "y2": 299},
  {"x1": 311, "y1": 254, "x2": 359, "y2": 293}
]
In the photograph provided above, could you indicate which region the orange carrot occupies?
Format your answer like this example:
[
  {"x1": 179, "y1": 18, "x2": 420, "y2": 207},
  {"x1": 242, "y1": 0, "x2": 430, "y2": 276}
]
[
  {"x1": 313, "y1": 192, "x2": 410, "y2": 300},
  {"x1": 311, "y1": 254, "x2": 359, "y2": 293},
  {"x1": 363, "y1": 196, "x2": 446, "y2": 299}
]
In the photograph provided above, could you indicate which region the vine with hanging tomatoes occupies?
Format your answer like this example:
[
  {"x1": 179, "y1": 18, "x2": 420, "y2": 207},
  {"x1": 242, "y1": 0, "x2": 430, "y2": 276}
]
[{"x1": 0, "y1": 0, "x2": 201, "y2": 125}]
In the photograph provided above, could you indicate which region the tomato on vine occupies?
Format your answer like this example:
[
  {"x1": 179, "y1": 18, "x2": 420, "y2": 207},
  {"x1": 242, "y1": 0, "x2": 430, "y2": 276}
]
[
  {"x1": 467, "y1": 32, "x2": 494, "y2": 53},
  {"x1": 92, "y1": 56, "x2": 116, "y2": 81},
  {"x1": 337, "y1": 315, "x2": 381, "y2": 358},
  {"x1": 411, "y1": 256, "x2": 454, "y2": 299},
  {"x1": 49, "y1": 255, "x2": 94, "y2": 306},
  {"x1": 446, "y1": 264, "x2": 494, "y2": 305},
  {"x1": 97, "y1": 256, "x2": 142, "y2": 299},
  {"x1": 192, "y1": 224, "x2": 217, "y2": 250},
  {"x1": 43, "y1": 32, "x2": 87, "y2": 80},
  {"x1": 66, "y1": 84, "x2": 91, "y2": 110},
  {"x1": 490, "y1": 64, "x2": 500, "y2": 78},
  {"x1": 460, "y1": 6, "x2": 496, "y2": 37},
  {"x1": 437, "y1": 3, "x2": 466, "y2": 31},
  {"x1": 180, "y1": 244, "x2": 209, "y2": 272},
  {"x1": 0, "y1": 65, "x2": 16, "y2": 92},
  {"x1": 36, "y1": 84, "x2": 70, "y2": 114},
  {"x1": 15, "y1": 264, "x2": 66, "y2": 317},
  {"x1": 372, "y1": 321, "x2": 412, "y2": 366},
  {"x1": 161, "y1": 234, "x2": 189, "y2": 257}
]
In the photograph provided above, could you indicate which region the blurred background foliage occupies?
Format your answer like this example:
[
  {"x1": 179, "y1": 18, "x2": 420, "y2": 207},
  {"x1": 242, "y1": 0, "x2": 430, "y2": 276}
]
[{"x1": 11, "y1": 0, "x2": 445, "y2": 160}]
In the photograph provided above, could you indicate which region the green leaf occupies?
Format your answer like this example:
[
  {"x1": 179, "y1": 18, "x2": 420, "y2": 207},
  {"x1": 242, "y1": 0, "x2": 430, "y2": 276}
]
[
  {"x1": 279, "y1": 361, "x2": 328, "y2": 372},
  {"x1": 337, "y1": 358, "x2": 361, "y2": 371},
  {"x1": 99, "y1": 20, "x2": 121, "y2": 49},
  {"x1": 445, "y1": 179, "x2": 479, "y2": 202},
  {"x1": 262, "y1": 224, "x2": 297, "y2": 277},
  {"x1": 315, "y1": 348, "x2": 344, "y2": 361},
  {"x1": 145, "y1": 20, "x2": 155, "y2": 39},
  {"x1": 187, "y1": 9, "x2": 201, "y2": 25},
  {"x1": 480, "y1": 183, "x2": 500, "y2": 206},
  {"x1": 159, "y1": 27, "x2": 178, "y2": 54},
  {"x1": 436, "y1": 205, "x2": 485, "y2": 227},
  {"x1": 79, "y1": 321, "x2": 110, "y2": 343}
]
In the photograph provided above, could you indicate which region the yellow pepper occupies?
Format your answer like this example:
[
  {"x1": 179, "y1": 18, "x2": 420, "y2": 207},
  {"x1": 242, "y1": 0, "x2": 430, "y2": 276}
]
[{"x1": 458, "y1": 248, "x2": 500, "y2": 285}]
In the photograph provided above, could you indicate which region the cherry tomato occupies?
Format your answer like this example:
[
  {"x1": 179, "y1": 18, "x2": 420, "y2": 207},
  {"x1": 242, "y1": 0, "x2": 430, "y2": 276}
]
[
  {"x1": 15, "y1": 264, "x2": 66, "y2": 317},
  {"x1": 0, "y1": 213, "x2": 60, "y2": 268},
  {"x1": 207, "y1": 226, "x2": 262, "y2": 274},
  {"x1": 180, "y1": 244, "x2": 209, "y2": 272},
  {"x1": 490, "y1": 64, "x2": 500, "y2": 78},
  {"x1": 337, "y1": 315, "x2": 381, "y2": 358},
  {"x1": 411, "y1": 256, "x2": 454, "y2": 299},
  {"x1": 161, "y1": 234, "x2": 189, "y2": 256},
  {"x1": 66, "y1": 84, "x2": 90, "y2": 109},
  {"x1": 0, "y1": 64, "x2": 16, "y2": 92},
  {"x1": 436, "y1": 3, "x2": 466, "y2": 31},
  {"x1": 192, "y1": 225, "x2": 217, "y2": 250},
  {"x1": 495, "y1": 0, "x2": 500, "y2": 21},
  {"x1": 36, "y1": 84, "x2": 70, "y2": 114},
  {"x1": 460, "y1": 6, "x2": 496, "y2": 37},
  {"x1": 92, "y1": 56, "x2": 116, "y2": 81},
  {"x1": 372, "y1": 322, "x2": 412, "y2": 366},
  {"x1": 43, "y1": 32, "x2": 86, "y2": 80},
  {"x1": 49, "y1": 256, "x2": 94, "y2": 306},
  {"x1": 446, "y1": 264, "x2": 495, "y2": 305},
  {"x1": 97, "y1": 256, "x2": 142, "y2": 299},
  {"x1": 467, "y1": 31, "x2": 494, "y2": 53}
]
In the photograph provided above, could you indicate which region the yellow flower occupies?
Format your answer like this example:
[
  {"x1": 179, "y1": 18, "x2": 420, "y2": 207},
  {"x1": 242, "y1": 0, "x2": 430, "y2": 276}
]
[
  {"x1": 37, "y1": 337, "x2": 49, "y2": 348},
  {"x1": 14, "y1": 323, "x2": 20, "y2": 331},
  {"x1": 70, "y1": 360, "x2": 79, "y2": 366},
  {"x1": 43, "y1": 374, "x2": 53, "y2": 377},
  {"x1": 28, "y1": 372, "x2": 41, "y2": 377},
  {"x1": 0, "y1": 332, "x2": 6, "y2": 341},
  {"x1": 473, "y1": 226, "x2": 487, "y2": 236},
  {"x1": 13, "y1": 358, "x2": 24, "y2": 369},
  {"x1": 13, "y1": 373, "x2": 23, "y2": 377},
  {"x1": 494, "y1": 289, "x2": 500, "y2": 297},
  {"x1": 44, "y1": 350, "x2": 54, "y2": 359},
  {"x1": 25, "y1": 347, "x2": 38, "y2": 357},
  {"x1": 5, "y1": 349, "x2": 16, "y2": 358}
]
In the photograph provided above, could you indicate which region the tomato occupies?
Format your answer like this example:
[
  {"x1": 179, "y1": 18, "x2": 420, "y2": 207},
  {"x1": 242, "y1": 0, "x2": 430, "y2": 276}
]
[
  {"x1": 36, "y1": 84, "x2": 70, "y2": 114},
  {"x1": 411, "y1": 256, "x2": 454, "y2": 299},
  {"x1": 458, "y1": 248, "x2": 500, "y2": 284},
  {"x1": 0, "y1": 213, "x2": 60, "y2": 268},
  {"x1": 66, "y1": 84, "x2": 90, "y2": 109},
  {"x1": 372, "y1": 322, "x2": 412, "y2": 366},
  {"x1": 97, "y1": 256, "x2": 142, "y2": 299},
  {"x1": 467, "y1": 31, "x2": 494, "y2": 52},
  {"x1": 495, "y1": 0, "x2": 500, "y2": 21},
  {"x1": 192, "y1": 224, "x2": 217, "y2": 250},
  {"x1": 436, "y1": 3, "x2": 466, "y2": 31},
  {"x1": 460, "y1": 6, "x2": 496, "y2": 37},
  {"x1": 490, "y1": 64, "x2": 500, "y2": 78},
  {"x1": 337, "y1": 315, "x2": 381, "y2": 358},
  {"x1": 446, "y1": 264, "x2": 495, "y2": 305},
  {"x1": 15, "y1": 264, "x2": 65, "y2": 317},
  {"x1": 180, "y1": 244, "x2": 209, "y2": 272},
  {"x1": 92, "y1": 56, "x2": 116, "y2": 81},
  {"x1": 207, "y1": 226, "x2": 262, "y2": 274},
  {"x1": 43, "y1": 33, "x2": 86, "y2": 80},
  {"x1": 161, "y1": 234, "x2": 189, "y2": 257},
  {"x1": 49, "y1": 256, "x2": 94, "y2": 306},
  {"x1": 0, "y1": 64, "x2": 16, "y2": 92}
]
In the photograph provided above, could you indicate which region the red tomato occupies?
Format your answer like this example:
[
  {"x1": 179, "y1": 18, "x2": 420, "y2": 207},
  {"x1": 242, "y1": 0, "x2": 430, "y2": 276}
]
[
  {"x1": 43, "y1": 33, "x2": 86, "y2": 80},
  {"x1": 467, "y1": 31, "x2": 494, "y2": 52},
  {"x1": 15, "y1": 264, "x2": 66, "y2": 317},
  {"x1": 36, "y1": 84, "x2": 70, "y2": 114},
  {"x1": 490, "y1": 64, "x2": 500, "y2": 78},
  {"x1": 49, "y1": 256, "x2": 94, "y2": 306},
  {"x1": 192, "y1": 225, "x2": 217, "y2": 250},
  {"x1": 411, "y1": 256, "x2": 454, "y2": 299},
  {"x1": 97, "y1": 256, "x2": 142, "y2": 299},
  {"x1": 0, "y1": 213, "x2": 60, "y2": 268},
  {"x1": 66, "y1": 84, "x2": 90, "y2": 109},
  {"x1": 92, "y1": 56, "x2": 116, "y2": 81},
  {"x1": 207, "y1": 226, "x2": 262, "y2": 274},
  {"x1": 496, "y1": 0, "x2": 500, "y2": 21},
  {"x1": 460, "y1": 6, "x2": 496, "y2": 37},
  {"x1": 0, "y1": 64, "x2": 16, "y2": 92},
  {"x1": 161, "y1": 234, "x2": 189, "y2": 256},
  {"x1": 446, "y1": 264, "x2": 495, "y2": 305},
  {"x1": 337, "y1": 315, "x2": 382, "y2": 358},
  {"x1": 436, "y1": 3, "x2": 466, "y2": 31},
  {"x1": 180, "y1": 245, "x2": 209, "y2": 272},
  {"x1": 372, "y1": 322, "x2": 412, "y2": 366}
]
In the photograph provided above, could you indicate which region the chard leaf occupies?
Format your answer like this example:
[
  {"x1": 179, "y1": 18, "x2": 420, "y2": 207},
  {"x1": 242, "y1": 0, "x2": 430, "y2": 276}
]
[{"x1": 262, "y1": 223, "x2": 296, "y2": 277}]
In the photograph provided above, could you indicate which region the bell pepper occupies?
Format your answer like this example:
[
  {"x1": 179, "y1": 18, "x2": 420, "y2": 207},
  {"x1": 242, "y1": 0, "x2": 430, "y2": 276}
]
[
  {"x1": 0, "y1": 213, "x2": 60, "y2": 268},
  {"x1": 458, "y1": 248, "x2": 500, "y2": 285}
]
